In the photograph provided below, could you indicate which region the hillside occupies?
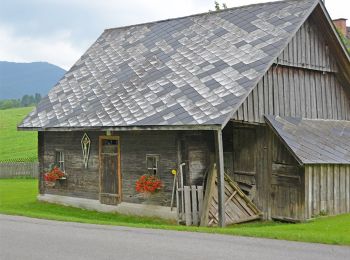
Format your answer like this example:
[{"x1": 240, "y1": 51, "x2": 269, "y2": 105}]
[
  {"x1": 0, "y1": 61, "x2": 65, "y2": 99},
  {"x1": 0, "y1": 107, "x2": 37, "y2": 162}
]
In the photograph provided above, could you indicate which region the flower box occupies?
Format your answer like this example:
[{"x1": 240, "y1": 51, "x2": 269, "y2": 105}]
[
  {"x1": 43, "y1": 166, "x2": 66, "y2": 188},
  {"x1": 135, "y1": 174, "x2": 162, "y2": 198}
]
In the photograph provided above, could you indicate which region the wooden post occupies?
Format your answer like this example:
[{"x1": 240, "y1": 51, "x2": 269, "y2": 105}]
[{"x1": 215, "y1": 129, "x2": 225, "y2": 227}]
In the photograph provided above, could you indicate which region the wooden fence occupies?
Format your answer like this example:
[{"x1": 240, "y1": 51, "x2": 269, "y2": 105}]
[
  {"x1": 0, "y1": 162, "x2": 39, "y2": 178},
  {"x1": 182, "y1": 185, "x2": 204, "y2": 226}
]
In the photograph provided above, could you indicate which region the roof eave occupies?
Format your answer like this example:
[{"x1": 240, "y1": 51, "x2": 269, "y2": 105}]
[{"x1": 17, "y1": 124, "x2": 222, "y2": 132}]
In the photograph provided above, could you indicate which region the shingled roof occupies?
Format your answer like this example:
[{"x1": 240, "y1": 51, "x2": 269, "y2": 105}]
[
  {"x1": 265, "y1": 116, "x2": 350, "y2": 164},
  {"x1": 19, "y1": 0, "x2": 319, "y2": 130}
]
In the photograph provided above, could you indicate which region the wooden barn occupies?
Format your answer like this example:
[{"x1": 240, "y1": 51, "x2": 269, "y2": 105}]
[{"x1": 19, "y1": 0, "x2": 350, "y2": 226}]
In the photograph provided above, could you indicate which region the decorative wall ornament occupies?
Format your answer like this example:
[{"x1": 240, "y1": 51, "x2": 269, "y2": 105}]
[{"x1": 81, "y1": 133, "x2": 91, "y2": 168}]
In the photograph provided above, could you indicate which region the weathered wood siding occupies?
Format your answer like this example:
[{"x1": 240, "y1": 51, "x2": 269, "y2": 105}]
[
  {"x1": 232, "y1": 17, "x2": 350, "y2": 123},
  {"x1": 270, "y1": 132, "x2": 304, "y2": 220},
  {"x1": 276, "y1": 18, "x2": 338, "y2": 72},
  {"x1": 232, "y1": 125, "x2": 257, "y2": 197},
  {"x1": 40, "y1": 131, "x2": 101, "y2": 199},
  {"x1": 224, "y1": 123, "x2": 310, "y2": 221},
  {"x1": 233, "y1": 66, "x2": 350, "y2": 123},
  {"x1": 224, "y1": 123, "x2": 272, "y2": 219},
  {"x1": 181, "y1": 132, "x2": 213, "y2": 186},
  {"x1": 120, "y1": 131, "x2": 178, "y2": 206},
  {"x1": 40, "y1": 130, "x2": 212, "y2": 207},
  {"x1": 305, "y1": 164, "x2": 350, "y2": 218}
]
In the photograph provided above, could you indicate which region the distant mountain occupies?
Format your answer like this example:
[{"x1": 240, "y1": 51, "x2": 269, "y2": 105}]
[{"x1": 0, "y1": 61, "x2": 66, "y2": 99}]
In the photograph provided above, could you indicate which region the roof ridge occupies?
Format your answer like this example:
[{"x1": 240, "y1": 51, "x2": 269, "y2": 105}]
[{"x1": 104, "y1": 0, "x2": 305, "y2": 32}]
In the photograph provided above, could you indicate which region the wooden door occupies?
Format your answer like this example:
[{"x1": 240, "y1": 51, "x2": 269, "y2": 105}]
[
  {"x1": 232, "y1": 126, "x2": 257, "y2": 199},
  {"x1": 99, "y1": 136, "x2": 121, "y2": 205}
]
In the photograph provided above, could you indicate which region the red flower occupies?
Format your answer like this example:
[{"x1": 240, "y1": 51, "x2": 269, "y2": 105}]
[
  {"x1": 44, "y1": 167, "x2": 65, "y2": 182},
  {"x1": 135, "y1": 174, "x2": 162, "y2": 194}
]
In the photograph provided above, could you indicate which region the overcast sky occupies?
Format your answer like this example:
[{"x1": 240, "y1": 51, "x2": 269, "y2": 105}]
[{"x1": 0, "y1": 0, "x2": 349, "y2": 70}]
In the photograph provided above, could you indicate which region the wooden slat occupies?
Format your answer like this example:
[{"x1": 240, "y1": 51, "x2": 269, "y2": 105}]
[
  {"x1": 198, "y1": 186, "x2": 204, "y2": 217},
  {"x1": 201, "y1": 165, "x2": 261, "y2": 226},
  {"x1": 191, "y1": 185, "x2": 198, "y2": 225},
  {"x1": 184, "y1": 186, "x2": 192, "y2": 226}
]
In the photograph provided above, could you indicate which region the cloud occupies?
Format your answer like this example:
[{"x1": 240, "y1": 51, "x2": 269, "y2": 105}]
[
  {"x1": 0, "y1": 0, "x2": 348, "y2": 70},
  {"x1": 0, "y1": 24, "x2": 84, "y2": 70}
]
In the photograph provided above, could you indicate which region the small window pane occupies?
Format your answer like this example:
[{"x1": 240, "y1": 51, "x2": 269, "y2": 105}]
[
  {"x1": 146, "y1": 155, "x2": 159, "y2": 175},
  {"x1": 55, "y1": 151, "x2": 65, "y2": 172}
]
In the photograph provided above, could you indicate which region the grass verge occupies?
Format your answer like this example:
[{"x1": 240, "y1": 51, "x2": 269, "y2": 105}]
[
  {"x1": 1, "y1": 179, "x2": 349, "y2": 245},
  {"x1": 0, "y1": 107, "x2": 37, "y2": 162}
]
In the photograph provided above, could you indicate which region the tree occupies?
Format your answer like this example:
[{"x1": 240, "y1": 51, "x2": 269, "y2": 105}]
[
  {"x1": 336, "y1": 29, "x2": 350, "y2": 54},
  {"x1": 335, "y1": 28, "x2": 350, "y2": 54},
  {"x1": 211, "y1": 1, "x2": 228, "y2": 11},
  {"x1": 34, "y1": 93, "x2": 42, "y2": 104}
]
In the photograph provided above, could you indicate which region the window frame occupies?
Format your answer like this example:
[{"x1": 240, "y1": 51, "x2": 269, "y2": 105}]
[
  {"x1": 55, "y1": 150, "x2": 65, "y2": 173},
  {"x1": 146, "y1": 154, "x2": 160, "y2": 176}
]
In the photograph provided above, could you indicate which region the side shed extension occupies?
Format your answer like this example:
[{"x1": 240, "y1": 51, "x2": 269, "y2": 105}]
[{"x1": 266, "y1": 116, "x2": 350, "y2": 220}]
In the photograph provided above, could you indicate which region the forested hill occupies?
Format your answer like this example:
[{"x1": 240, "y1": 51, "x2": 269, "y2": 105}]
[{"x1": 0, "y1": 61, "x2": 66, "y2": 99}]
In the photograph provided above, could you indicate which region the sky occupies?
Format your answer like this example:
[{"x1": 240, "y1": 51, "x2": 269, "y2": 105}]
[{"x1": 0, "y1": 0, "x2": 349, "y2": 70}]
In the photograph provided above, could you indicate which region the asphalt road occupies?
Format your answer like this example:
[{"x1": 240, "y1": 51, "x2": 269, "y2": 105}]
[{"x1": 0, "y1": 214, "x2": 349, "y2": 260}]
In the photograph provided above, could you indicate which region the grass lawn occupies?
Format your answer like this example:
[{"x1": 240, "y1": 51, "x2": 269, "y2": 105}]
[
  {"x1": 1, "y1": 179, "x2": 349, "y2": 245},
  {"x1": 0, "y1": 107, "x2": 37, "y2": 162}
]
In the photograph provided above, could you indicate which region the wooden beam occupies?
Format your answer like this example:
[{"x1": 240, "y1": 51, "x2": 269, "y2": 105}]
[
  {"x1": 214, "y1": 129, "x2": 225, "y2": 227},
  {"x1": 17, "y1": 124, "x2": 221, "y2": 132}
]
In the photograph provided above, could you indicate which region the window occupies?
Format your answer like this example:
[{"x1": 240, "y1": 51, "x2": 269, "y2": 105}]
[
  {"x1": 146, "y1": 155, "x2": 159, "y2": 175},
  {"x1": 55, "y1": 151, "x2": 65, "y2": 172}
]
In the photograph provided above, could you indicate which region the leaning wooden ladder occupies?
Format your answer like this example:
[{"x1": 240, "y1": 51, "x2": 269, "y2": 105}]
[{"x1": 200, "y1": 164, "x2": 261, "y2": 226}]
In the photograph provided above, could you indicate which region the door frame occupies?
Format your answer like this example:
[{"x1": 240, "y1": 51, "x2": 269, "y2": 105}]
[{"x1": 99, "y1": 135, "x2": 122, "y2": 203}]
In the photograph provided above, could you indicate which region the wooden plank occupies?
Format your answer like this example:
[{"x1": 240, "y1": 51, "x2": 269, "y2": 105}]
[
  {"x1": 251, "y1": 85, "x2": 258, "y2": 122},
  {"x1": 294, "y1": 69, "x2": 301, "y2": 116},
  {"x1": 326, "y1": 165, "x2": 334, "y2": 215},
  {"x1": 330, "y1": 75, "x2": 338, "y2": 119},
  {"x1": 299, "y1": 70, "x2": 306, "y2": 117},
  {"x1": 315, "y1": 73, "x2": 322, "y2": 118},
  {"x1": 191, "y1": 185, "x2": 198, "y2": 225},
  {"x1": 310, "y1": 73, "x2": 317, "y2": 118},
  {"x1": 334, "y1": 79, "x2": 342, "y2": 120},
  {"x1": 312, "y1": 166, "x2": 318, "y2": 215},
  {"x1": 202, "y1": 168, "x2": 261, "y2": 226},
  {"x1": 200, "y1": 164, "x2": 216, "y2": 226},
  {"x1": 277, "y1": 67, "x2": 285, "y2": 116},
  {"x1": 197, "y1": 186, "x2": 204, "y2": 217},
  {"x1": 243, "y1": 98, "x2": 248, "y2": 122},
  {"x1": 258, "y1": 79, "x2": 264, "y2": 123},
  {"x1": 263, "y1": 74, "x2": 269, "y2": 117},
  {"x1": 267, "y1": 69, "x2": 274, "y2": 115},
  {"x1": 339, "y1": 166, "x2": 346, "y2": 214},
  {"x1": 333, "y1": 165, "x2": 339, "y2": 214},
  {"x1": 305, "y1": 21, "x2": 310, "y2": 67},
  {"x1": 272, "y1": 67, "x2": 280, "y2": 116},
  {"x1": 184, "y1": 186, "x2": 192, "y2": 226},
  {"x1": 304, "y1": 71, "x2": 312, "y2": 118},
  {"x1": 307, "y1": 166, "x2": 313, "y2": 218},
  {"x1": 347, "y1": 166, "x2": 350, "y2": 213},
  {"x1": 237, "y1": 106, "x2": 243, "y2": 121},
  {"x1": 320, "y1": 165, "x2": 326, "y2": 213},
  {"x1": 289, "y1": 66, "x2": 296, "y2": 117},
  {"x1": 283, "y1": 68, "x2": 290, "y2": 116}
]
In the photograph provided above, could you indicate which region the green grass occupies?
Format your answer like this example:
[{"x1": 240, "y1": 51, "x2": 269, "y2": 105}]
[
  {"x1": 0, "y1": 107, "x2": 37, "y2": 162},
  {"x1": 1, "y1": 179, "x2": 350, "y2": 245}
]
